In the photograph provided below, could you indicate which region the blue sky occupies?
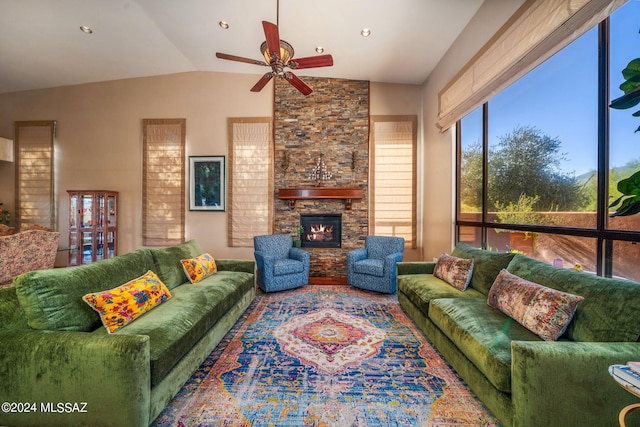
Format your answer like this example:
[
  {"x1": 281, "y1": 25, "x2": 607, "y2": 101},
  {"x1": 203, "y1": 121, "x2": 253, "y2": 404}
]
[{"x1": 463, "y1": 0, "x2": 640, "y2": 177}]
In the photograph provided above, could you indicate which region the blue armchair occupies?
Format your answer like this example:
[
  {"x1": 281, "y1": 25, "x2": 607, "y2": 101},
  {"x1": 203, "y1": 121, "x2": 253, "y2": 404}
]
[
  {"x1": 253, "y1": 234, "x2": 310, "y2": 292},
  {"x1": 346, "y1": 236, "x2": 405, "y2": 294}
]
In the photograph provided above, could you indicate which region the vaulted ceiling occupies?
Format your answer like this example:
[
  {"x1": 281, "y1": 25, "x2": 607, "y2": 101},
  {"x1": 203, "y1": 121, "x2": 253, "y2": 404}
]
[{"x1": 0, "y1": 0, "x2": 484, "y2": 94}]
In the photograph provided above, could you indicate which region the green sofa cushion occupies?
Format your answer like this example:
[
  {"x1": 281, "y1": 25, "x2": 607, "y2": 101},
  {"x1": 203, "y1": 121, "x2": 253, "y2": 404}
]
[
  {"x1": 0, "y1": 286, "x2": 29, "y2": 330},
  {"x1": 103, "y1": 270, "x2": 255, "y2": 387},
  {"x1": 14, "y1": 249, "x2": 155, "y2": 331},
  {"x1": 151, "y1": 240, "x2": 203, "y2": 290},
  {"x1": 429, "y1": 298, "x2": 541, "y2": 393},
  {"x1": 506, "y1": 255, "x2": 640, "y2": 342},
  {"x1": 398, "y1": 273, "x2": 485, "y2": 318},
  {"x1": 451, "y1": 243, "x2": 516, "y2": 295}
]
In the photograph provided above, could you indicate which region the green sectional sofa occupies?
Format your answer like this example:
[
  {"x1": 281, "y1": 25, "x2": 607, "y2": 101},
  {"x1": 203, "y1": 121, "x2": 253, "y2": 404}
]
[
  {"x1": 0, "y1": 240, "x2": 255, "y2": 427},
  {"x1": 398, "y1": 243, "x2": 640, "y2": 427}
]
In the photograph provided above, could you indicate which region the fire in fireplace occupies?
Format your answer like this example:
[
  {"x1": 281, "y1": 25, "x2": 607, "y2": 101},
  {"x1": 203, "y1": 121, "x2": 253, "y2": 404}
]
[{"x1": 300, "y1": 214, "x2": 342, "y2": 248}]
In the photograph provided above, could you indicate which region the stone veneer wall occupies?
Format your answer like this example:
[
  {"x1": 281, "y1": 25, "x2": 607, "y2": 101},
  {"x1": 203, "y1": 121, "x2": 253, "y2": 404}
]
[{"x1": 274, "y1": 77, "x2": 369, "y2": 280}]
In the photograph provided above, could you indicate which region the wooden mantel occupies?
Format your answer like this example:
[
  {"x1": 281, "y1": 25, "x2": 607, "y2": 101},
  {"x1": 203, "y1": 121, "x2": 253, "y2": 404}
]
[{"x1": 278, "y1": 187, "x2": 363, "y2": 210}]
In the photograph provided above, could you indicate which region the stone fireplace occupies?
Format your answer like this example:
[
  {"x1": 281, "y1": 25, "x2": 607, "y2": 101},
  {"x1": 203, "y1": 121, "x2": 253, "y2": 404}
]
[
  {"x1": 300, "y1": 214, "x2": 342, "y2": 249},
  {"x1": 274, "y1": 77, "x2": 369, "y2": 282}
]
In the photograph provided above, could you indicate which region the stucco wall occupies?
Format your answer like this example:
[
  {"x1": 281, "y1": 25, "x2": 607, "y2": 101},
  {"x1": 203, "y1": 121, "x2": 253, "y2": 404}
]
[
  {"x1": 0, "y1": 72, "x2": 424, "y2": 265},
  {"x1": 419, "y1": 0, "x2": 525, "y2": 260}
]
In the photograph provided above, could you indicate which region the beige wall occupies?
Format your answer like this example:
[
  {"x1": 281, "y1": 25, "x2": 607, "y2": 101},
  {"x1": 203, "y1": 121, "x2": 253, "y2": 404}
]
[
  {"x1": 0, "y1": 72, "x2": 424, "y2": 264},
  {"x1": 0, "y1": 71, "x2": 273, "y2": 263},
  {"x1": 419, "y1": 0, "x2": 525, "y2": 260}
]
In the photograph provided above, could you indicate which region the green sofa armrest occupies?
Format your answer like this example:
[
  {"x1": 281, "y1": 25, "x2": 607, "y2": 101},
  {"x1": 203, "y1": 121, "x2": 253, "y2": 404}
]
[
  {"x1": 0, "y1": 330, "x2": 150, "y2": 427},
  {"x1": 215, "y1": 259, "x2": 256, "y2": 274},
  {"x1": 511, "y1": 341, "x2": 640, "y2": 427},
  {"x1": 397, "y1": 261, "x2": 436, "y2": 275}
]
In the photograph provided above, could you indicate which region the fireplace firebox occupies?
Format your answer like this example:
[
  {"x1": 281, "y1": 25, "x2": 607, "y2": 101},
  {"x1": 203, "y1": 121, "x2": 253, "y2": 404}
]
[{"x1": 300, "y1": 214, "x2": 342, "y2": 248}]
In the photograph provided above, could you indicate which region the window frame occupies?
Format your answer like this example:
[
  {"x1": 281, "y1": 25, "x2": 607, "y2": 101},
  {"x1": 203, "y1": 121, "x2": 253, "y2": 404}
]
[{"x1": 455, "y1": 15, "x2": 640, "y2": 278}]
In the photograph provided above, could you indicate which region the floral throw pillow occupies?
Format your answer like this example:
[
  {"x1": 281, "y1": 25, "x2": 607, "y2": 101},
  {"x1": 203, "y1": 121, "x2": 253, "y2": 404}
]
[
  {"x1": 82, "y1": 270, "x2": 172, "y2": 334},
  {"x1": 487, "y1": 269, "x2": 584, "y2": 341},
  {"x1": 433, "y1": 253, "x2": 474, "y2": 291},
  {"x1": 181, "y1": 253, "x2": 217, "y2": 284}
]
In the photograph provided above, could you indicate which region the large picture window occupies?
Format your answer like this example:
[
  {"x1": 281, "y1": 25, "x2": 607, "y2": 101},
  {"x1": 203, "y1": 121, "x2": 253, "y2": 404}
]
[{"x1": 457, "y1": 1, "x2": 640, "y2": 282}]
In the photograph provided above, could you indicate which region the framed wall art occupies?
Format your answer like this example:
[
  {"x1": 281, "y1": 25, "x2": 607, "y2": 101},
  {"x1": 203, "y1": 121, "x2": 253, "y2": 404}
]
[{"x1": 189, "y1": 156, "x2": 226, "y2": 211}]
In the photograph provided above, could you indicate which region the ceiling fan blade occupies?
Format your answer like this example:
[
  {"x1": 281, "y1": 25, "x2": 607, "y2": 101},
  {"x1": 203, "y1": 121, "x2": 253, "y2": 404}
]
[
  {"x1": 284, "y1": 72, "x2": 312, "y2": 96},
  {"x1": 262, "y1": 21, "x2": 280, "y2": 60},
  {"x1": 250, "y1": 73, "x2": 274, "y2": 92},
  {"x1": 289, "y1": 55, "x2": 334, "y2": 69},
  {"x1": 216, "y1": 52, "x2": 267, "y2": 66}
]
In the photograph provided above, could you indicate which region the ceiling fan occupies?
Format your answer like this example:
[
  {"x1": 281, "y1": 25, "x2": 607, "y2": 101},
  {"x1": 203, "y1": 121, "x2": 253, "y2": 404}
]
[{"x1": 216, "y1": 20, "x2": 333, "y2": 96}]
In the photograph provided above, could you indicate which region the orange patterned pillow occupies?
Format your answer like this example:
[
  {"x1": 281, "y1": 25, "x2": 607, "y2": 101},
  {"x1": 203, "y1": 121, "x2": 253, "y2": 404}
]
[
  {"x1": 82, "y1": 270, "x2": 172, "y2": 333},
  {"x1": 434, "y1": 253, "x2": 474, "y2": 291},
  {"x1": 487, "y1": 269, "x2": 584, "y2": 341},
  {"x1": 181, "y1": 253, "x2": 217, "y2": 283}
]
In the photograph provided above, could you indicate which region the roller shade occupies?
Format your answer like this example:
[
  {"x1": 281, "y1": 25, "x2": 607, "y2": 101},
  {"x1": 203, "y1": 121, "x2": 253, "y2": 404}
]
[{"x1": 437, "y1": 0, "x2": 627, "y2": 131}]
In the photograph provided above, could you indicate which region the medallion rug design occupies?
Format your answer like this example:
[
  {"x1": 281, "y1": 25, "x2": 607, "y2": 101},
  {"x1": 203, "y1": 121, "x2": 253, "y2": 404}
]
[{"x1": 151, "y1": 286, "x2": 501, "y2": 427}]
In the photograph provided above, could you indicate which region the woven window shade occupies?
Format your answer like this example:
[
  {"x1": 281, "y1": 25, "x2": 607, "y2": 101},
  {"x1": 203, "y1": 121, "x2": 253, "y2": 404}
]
[
  {"x1": 437, "y1": 0, "x2": 627, "y2": 131},
  {"x1": 228, "y1": 118, "x2": 273, "y2": 247},
  {"x1": 370, "y1": 116, "x2": 417, "y2": 249},
  {"x1": 15, "y1": 121, "x2": 56, "y2": 230},
  {"x1": 142, "y1": 119, "x2": 185, "y2": 246}
]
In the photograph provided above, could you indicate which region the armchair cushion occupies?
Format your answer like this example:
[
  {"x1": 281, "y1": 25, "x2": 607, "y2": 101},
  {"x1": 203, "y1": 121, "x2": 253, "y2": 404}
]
[
  {"x1": 354, "y1": 259, "x2": 384, "y2": 277},
  {"x1": 274, "y1": 258, "x2": 305, "y2": 276}
]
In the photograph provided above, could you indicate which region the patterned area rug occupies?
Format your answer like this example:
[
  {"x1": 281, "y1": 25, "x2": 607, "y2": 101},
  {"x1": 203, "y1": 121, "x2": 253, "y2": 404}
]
[{"x1": 151, "y1": 285, "x2": 501, "y2": 427}]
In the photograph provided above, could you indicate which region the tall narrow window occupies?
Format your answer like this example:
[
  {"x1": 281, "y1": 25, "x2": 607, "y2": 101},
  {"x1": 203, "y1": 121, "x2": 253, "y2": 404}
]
[
  {"x1": 142, "y1": 119, "x2": 185, "y2": 246},
  {"x1": 15, "y1": 121, "x2": 56, "y2": 230},
  {"x1": 228, "y1": 118, "x2": 272, "y2": 246},
  {"x1": 370, "y1": 116, "x2": 417, "y2": 248}
]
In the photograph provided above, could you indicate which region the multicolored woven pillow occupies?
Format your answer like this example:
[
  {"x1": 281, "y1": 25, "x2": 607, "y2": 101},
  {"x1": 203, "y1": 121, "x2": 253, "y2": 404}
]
[
  {"x1": 487, "y1": 269, "x2": 584, "y2": 341},
  {"x1": 82, "y1": 270, "x2": 172, "y2": 334},
  {"x1": 181, "y1": 253, "x2": 217, "y2": 284},
  {"x1": 433, "y1": 253, "x2": 474, "y2": 291}
]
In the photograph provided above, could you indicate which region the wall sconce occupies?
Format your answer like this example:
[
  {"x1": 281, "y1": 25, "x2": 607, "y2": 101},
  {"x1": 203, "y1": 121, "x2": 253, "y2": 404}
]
[{"x1": 0, "y1": 138, "x2": 13, "y2": 162}]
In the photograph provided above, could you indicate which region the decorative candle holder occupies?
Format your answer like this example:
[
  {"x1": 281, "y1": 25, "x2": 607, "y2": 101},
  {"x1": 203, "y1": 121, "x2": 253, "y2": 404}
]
[{"x1": 308, "y1": 153, "x2": 333, "y2": 186}]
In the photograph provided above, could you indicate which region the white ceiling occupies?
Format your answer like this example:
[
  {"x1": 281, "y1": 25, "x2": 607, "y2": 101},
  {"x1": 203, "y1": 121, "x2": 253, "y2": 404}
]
[{"x1": 0, "y1": 0, "x2": 484, "y2": 94}]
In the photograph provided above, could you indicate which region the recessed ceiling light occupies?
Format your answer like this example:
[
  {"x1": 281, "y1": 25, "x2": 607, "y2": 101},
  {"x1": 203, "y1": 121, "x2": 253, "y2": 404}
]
[
  {"x1": 361, "y1": 28, "x2": 371, "y2": 37},
  {"x1": 219, "y1": 21, "x2": 229, "y2": 29},
  {"x1": 79, "y1": 25, "x2": 93, "y2": 34},
  {"x1": 316, "y1": 46, "x2": 324, "y2": 54}
]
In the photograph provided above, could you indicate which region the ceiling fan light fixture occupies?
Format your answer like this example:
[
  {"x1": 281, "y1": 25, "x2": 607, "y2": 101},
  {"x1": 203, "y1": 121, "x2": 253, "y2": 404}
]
[{"x1": 260, "y1": 39, "x2": 294, "y2": 66}]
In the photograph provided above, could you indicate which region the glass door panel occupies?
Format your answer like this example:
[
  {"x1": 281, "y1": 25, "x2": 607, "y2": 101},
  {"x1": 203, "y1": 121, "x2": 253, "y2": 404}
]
[
  {"x1": 82, "y1": 231, "x2": 93, "y2": 264},
  {"x1": 108, "y1": 196, "x2": 116, "y2": 227},
  {"x1": 96, "y1": 232, "x2": 104, "y2": 261},
  {"x1": 81, "y1": 195, "x2": 93, "y2": 228},
  {"x1": 97, "y1": 195, "x2": 105, "y2": 228}
]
